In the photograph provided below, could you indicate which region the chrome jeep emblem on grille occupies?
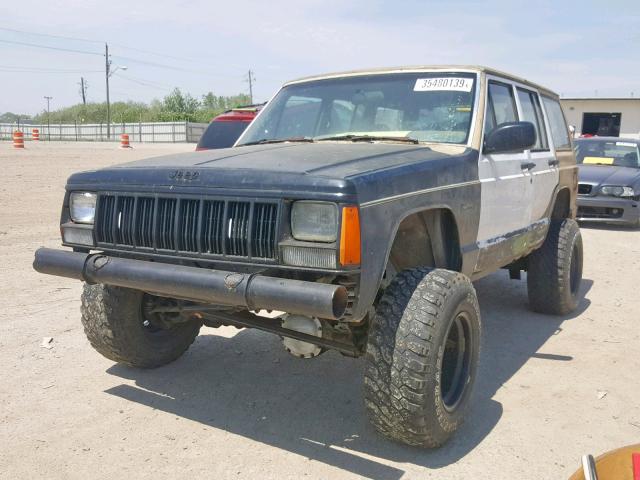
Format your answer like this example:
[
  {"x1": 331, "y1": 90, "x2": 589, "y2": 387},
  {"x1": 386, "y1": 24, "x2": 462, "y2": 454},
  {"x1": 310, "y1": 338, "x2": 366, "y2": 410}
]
[{"x1": 169, "y1": 170, "x2": 200, "y2": 181}]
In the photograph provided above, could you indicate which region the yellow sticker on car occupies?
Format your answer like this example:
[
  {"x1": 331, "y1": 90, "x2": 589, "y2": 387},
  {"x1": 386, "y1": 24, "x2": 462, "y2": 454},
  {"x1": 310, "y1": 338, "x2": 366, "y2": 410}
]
[{"x1": 583, "y1": 156, "x2": 614, "y2": 165}]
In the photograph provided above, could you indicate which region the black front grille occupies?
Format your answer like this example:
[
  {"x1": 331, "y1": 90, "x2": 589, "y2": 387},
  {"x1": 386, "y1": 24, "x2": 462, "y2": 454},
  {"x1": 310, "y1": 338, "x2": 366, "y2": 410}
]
[
  {"x1": 578, "y1": 183, "x2": 593, "y2": 195},
  {"x1": 95, "y1": 194, "x2": 279, "y2": 260},
  {"x1": 202, "y1": 200, "x2": 225, "y2": 255}
]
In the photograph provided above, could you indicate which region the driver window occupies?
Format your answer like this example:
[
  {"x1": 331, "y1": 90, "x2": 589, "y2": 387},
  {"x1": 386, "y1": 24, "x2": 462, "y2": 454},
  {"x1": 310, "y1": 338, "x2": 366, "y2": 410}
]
[
  {"x1": 275, "y1": 95, "x2": 322, "y2": 138},
  {"x1": 485, "y1": 81, "x2": 518, "y2": 138}
]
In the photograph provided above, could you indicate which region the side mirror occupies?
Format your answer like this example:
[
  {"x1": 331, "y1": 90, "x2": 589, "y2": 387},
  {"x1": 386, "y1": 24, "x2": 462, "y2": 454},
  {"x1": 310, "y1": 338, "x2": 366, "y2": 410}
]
[{"x1": 484, "y1": 121, "x2": 536, "y2": 154}]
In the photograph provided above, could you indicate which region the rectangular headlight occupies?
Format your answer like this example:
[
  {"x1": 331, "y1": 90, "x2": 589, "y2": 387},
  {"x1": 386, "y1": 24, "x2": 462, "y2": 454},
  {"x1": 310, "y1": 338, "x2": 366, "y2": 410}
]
[
  {"x1": 291, "y1": 201, "x2": 338, "y2": 242},
  {"x1": 70, "y1": 192, "x2": 97, "y2": 224}
]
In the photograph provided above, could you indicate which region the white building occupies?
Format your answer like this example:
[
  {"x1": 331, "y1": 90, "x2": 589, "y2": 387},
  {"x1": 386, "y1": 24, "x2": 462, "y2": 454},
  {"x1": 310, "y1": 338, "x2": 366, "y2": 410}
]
[{"x1": 560, "y1": 98, "x2": 640, "y2": 139}]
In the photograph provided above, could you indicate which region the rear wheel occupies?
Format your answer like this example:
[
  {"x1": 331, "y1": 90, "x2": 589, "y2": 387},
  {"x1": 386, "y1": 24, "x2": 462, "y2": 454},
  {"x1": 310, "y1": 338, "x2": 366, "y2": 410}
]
[
  {"x1": 363, "y1": 268, "x2": 481, "y2": 448},
  {"x1": 81, "y1": 284, "x2": 202, "y2": 368},
  {"x1": 527, "y1": 219, "x2": 583, "y2": 315}
]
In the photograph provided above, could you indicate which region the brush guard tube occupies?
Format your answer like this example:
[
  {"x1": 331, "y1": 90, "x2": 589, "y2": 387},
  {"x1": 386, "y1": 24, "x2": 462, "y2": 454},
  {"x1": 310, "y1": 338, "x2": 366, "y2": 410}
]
[{"x1": 33, "y1": 248, "x2": 348, "y2": 320}]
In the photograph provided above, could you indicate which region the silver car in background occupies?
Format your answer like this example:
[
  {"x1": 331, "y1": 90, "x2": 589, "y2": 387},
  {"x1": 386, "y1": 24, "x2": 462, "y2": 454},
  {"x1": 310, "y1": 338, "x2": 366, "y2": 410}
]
[{"x1": 575, "y1": 137, "x2": 640, "y2": 227}]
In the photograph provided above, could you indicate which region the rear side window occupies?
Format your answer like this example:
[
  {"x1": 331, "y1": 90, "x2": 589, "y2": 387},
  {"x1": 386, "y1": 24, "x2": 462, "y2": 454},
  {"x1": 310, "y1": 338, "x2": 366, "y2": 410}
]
[
  {"x1": 517, "y1": 88, "x2": 549, "y2": 151},
  {"x1": 197, "y1": 121, "x2": 249, "y2": 149},
  {"x1": 541, "y1": 96, "x2": 571, "y2": 150},
  {"x1": 485, "y1": 82, "x2": 518, "y2": 135}
]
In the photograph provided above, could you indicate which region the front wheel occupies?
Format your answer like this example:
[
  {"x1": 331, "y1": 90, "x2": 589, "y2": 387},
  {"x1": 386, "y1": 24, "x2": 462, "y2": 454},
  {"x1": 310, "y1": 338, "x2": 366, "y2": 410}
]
[
  {"x1": 81, "y1": 284, "x2": 202, "y2": 368},
  {"x1": 527, "y1": 219, "x2": 583, "y2": 315},
  {"x1": 363, "y1": 268, "x2": 481, "y2": 448}
]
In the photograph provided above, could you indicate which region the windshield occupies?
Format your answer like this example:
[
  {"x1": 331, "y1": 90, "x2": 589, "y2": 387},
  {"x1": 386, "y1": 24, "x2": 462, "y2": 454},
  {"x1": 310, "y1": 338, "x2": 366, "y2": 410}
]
[
  {"x1": 237, "y1": 72, "x2": 477, "y2": 146},
  {"x1": 575, "y1": 139, "x2": 640, "y2": 168}
]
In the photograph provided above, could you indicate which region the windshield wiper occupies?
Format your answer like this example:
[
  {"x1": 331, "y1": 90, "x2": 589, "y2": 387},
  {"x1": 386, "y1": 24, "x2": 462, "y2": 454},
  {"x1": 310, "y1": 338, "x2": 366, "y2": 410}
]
[
  {"x1": 239, "y1": 137, "x2": 315, "y2": 146},
  {"x1": 316, "y1": 134, "x2": 419, "y2": 144}
]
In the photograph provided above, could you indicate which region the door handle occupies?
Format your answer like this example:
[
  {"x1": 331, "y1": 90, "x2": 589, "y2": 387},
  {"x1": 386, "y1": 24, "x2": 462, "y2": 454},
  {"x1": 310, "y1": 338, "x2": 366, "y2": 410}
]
[
  {"x1": 521, "y1": 162, "x2": 536, "y2": 171},
  {"x1": 548, "y1": 159, "x2": 560, "y2": 167}
]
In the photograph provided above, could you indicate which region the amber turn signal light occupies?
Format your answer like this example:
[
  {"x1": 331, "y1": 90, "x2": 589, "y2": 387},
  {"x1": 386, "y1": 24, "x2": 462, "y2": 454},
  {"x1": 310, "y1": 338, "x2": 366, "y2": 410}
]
[{"x1": 339, "y1": 206, "x2": 361, "y2": 266}]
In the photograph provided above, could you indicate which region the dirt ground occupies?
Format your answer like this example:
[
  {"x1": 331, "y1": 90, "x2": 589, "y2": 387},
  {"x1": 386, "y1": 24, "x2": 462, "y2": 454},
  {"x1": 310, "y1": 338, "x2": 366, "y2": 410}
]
[{"x1": 0, "y1": 142, "x2": 639, "y2": 480}]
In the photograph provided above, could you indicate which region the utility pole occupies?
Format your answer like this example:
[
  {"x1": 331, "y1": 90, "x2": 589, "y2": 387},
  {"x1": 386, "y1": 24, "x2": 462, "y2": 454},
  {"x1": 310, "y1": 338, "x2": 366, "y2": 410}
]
[
  {"x1": 104, "y1": 44, "x2": 127, "y2": 140},
  {"x1": 44, "y1": 96, "x2": 52, "y2": 141},
  {"x1": 105, "y1": 43, "x2": 111, "y2": 140},
  {"x1": 79, "y1": 77, "x2": 87, "y2": 105},
  {"x1": 246, "y1": 69, "x2": 256, "y2": 104}
]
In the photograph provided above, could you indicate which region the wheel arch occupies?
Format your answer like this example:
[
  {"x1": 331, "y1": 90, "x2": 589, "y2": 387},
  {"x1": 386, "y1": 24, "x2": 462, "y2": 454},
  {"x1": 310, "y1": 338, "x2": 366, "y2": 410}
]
[
  {"x1": 550, "y1": 187, "x2": 572, "y2": 220},
  {"x1": 380, "y1": 207, "x2": 463, "y2": 287}
]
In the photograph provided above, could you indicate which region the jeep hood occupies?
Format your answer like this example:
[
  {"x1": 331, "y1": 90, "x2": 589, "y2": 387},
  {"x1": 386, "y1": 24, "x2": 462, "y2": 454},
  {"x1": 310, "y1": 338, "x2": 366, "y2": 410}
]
[
  {"x1": 578, "y1": 164, "x2": 640, "y2": 188},
  {"x1": 67, "y1": 142, "x2": 470, "y2": 198}
]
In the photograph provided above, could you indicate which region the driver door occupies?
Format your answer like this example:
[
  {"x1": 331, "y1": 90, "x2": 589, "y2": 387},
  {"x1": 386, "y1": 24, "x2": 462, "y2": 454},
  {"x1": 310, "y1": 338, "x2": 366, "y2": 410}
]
[{"x1": 477, "y1": 78, "x2": 534, "y2": 248}]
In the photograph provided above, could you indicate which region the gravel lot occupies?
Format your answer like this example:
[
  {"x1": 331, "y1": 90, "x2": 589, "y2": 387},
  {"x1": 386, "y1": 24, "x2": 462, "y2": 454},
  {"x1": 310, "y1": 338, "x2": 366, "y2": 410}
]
[{"x1": 1, "y1": 142, "x2": 639, "y2": 479}]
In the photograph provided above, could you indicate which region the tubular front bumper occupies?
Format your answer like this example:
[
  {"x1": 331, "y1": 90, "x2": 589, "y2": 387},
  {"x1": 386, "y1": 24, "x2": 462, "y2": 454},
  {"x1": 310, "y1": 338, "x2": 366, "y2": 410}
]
[
  {"x1": 576, "y1": 195, "x2": 640, "y2": 226},
  {"x1": 33, "y1": 248, "x2": 348, "y2": 320}
]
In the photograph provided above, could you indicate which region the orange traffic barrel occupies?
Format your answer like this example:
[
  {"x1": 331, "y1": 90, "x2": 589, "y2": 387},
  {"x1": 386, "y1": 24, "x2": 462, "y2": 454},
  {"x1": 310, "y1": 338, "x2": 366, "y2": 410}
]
[
  {"x1": 13, "y1": 131, "x2": 25, "y2": 149},
  {"x1": 120, "y1": 133, "x2": 131, "y2": 148},
  {"x1": 32, "y1": 129, "x2": 40, "y2": 141}
]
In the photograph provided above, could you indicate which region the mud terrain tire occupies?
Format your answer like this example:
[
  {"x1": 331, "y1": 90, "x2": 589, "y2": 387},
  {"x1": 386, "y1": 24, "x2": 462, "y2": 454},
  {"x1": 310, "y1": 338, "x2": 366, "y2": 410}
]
[
  {"x1": 81, "y1": 284, "x2": 201, "y2": 368},
  {"x1": 527, "y1": 219, "x2": 583, "y2": 315},
  {"x1": 363, "y1": 268, "x2": 481, "y2": 448}
]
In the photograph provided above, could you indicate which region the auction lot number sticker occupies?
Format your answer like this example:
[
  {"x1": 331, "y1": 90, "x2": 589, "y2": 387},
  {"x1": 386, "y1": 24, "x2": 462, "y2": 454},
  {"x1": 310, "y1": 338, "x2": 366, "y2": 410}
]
[{"x1": 414, "y1": 77, "x2": 474, "y2": 92}]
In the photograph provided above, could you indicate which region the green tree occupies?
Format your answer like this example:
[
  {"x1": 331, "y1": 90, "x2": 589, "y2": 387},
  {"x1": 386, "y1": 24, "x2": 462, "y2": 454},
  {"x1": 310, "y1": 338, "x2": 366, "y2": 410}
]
[
  {"x1": 0, "y1": 112, "x2": 32, "y2": 123},
  {"x1": 160, "y1": 88, "x2": 200, "y2": 121},
  {"x1": 25, "y1": 89, "x2": 253, "y2": 124}
]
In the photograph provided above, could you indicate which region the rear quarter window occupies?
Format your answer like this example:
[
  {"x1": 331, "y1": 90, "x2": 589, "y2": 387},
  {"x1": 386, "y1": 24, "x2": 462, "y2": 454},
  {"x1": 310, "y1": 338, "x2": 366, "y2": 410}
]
[
  {"x1": 541, "y1": 96, "x2": 571, "y2": 150},
  {"x1": 517, "y1": 88, "x2": 549, "y2": 151}
]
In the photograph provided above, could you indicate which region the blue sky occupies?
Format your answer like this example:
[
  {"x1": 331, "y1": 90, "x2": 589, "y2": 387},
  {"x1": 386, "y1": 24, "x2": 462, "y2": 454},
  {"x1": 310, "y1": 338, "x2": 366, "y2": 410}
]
[{"x1": 1, "y1": 0, "x2": 639, "y2": 115}]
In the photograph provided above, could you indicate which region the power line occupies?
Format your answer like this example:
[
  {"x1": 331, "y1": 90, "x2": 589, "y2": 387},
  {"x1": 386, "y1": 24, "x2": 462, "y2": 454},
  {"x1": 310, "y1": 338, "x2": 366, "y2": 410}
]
[
  {"x1": 0, "y1": 69, "x2": 101, "y2": 74},
  {"x1": 0, "y1": 38, "x2": 102, "y2": 56},
  {"x1": 0, "y1": 38, "x2": 228, "y2": 76},
  {"x1": 0, "y1": 26, "x2": 103, "y2": 44},
  {"x1": 110, "y1": 53, "x2": 239, "y2": 78},
  {"x1": 0, "y1": 64, "x2": 99, "y2": 71},
  {"x1": 110, "y1": 42, "x2": 246, "y2": 71},
  {"x1": 1, "y1": 26, "x2": 245, "y2": 73},
  {"x1": 113, "y1": 72, "x2": 172, "y2": 91},
  {"x1": 0, "y1": 26, "x2": 196, "y2": 63},
  {"x1": 110, "y1": 43, "x2": 201, "y2": 64},
  {"x1": 0, "y1": 64, "x2": 102, "y2": 73}
]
